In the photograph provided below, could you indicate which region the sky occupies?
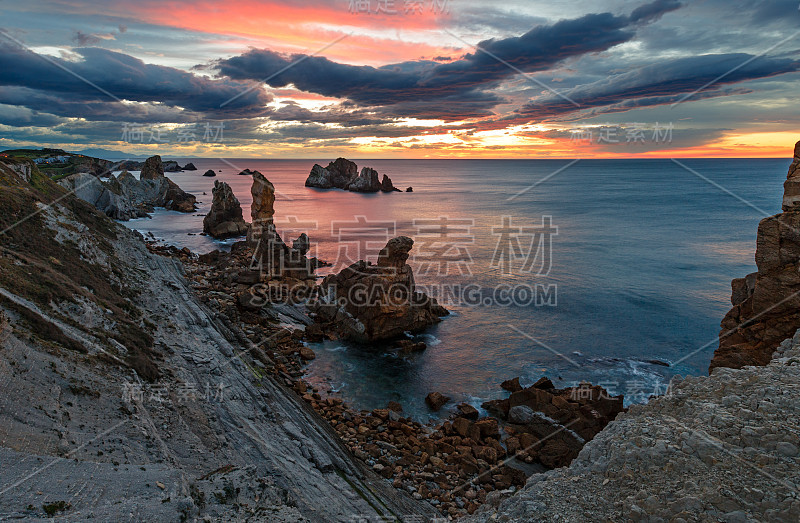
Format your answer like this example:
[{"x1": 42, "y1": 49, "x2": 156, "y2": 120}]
[{"x1": 0, "y1": 0, "x2": 798, "y2": 158}]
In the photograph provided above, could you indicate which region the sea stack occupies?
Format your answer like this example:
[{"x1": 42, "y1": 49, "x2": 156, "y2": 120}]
[
  {"x1": 310, "y1": 236, "x2": 449, "y2": 341},
  {"x1": 139, "y1": 155, "x2": 164, "y2": 180},
  {"x1": 305, "y1": 157, "x2": 401, "y2": 193},
  {"x1": 203, "y1": 180, "x2": 248, "y2": 239},
  {"x1": 713, "y1": 140, "x2": 800, "y2": 370}
]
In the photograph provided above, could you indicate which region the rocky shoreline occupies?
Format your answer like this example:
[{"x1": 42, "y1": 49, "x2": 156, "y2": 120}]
[{"x1": 2, "y1": 142, "x2": 800, "y2": 521}]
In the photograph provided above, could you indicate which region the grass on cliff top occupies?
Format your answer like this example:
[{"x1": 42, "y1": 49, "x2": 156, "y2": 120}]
[{"x1": 0, "y1": 159, "x2": 161, "y2": 381}]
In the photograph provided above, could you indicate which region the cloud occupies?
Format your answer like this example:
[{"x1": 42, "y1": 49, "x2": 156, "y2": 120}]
[
  {"x1": 216, "y1": 1, "x2": 680, "y2": 119},
  {"x1": 517, "y1": 53, "x2": 800, "y2": 121},
  {"x1": 0, "y1": 41, "x2": 271, "y2": 119}
]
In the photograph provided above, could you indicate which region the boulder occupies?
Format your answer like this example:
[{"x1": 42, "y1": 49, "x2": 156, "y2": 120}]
[
  {"x1": 182, "y1": 162, "x2": 197, "y2": 170},
  {"x1": 406, "y1": 187, "x2": 413, "y2": 192},
  {"x1": 347, "y1": 167, "x2": 381, "y2": 193},
  {"x1": 203, "y1": 181, "x2": 248, "y2": 239},
  {"x1": 59, "y1": 168, "x2": 195, "y2": 219},
  {"x1": 139, "y1": 155, "x2": 164, "y2": 180},
  {"x1": 309, "y1": 236, "x2": 449, "y2": 341},
  {"x1": 163, "y1": 178, "x2": 197, "y2": 212},
  {"x1": 456, "y1": 403, "x2": 480, "y2": 421},
  {"x1": 202, "y1": 169, "x2": 216, "y2": 177},
  {"x1": 425, "y1": 392, "x2": 451, "y2": 411},
  {"x1": 238, "y1": 168, "x2": 256, "y2": 176},
  {"x1": 501, "y1": 377, "x2": 523, "y2": 392},
  {"x1": 326, "y1": 157, "x2": 359, "y2": 188}
]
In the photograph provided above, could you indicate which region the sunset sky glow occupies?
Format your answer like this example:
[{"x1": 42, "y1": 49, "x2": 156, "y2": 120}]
[{"x1": 1, "y1": 0, "x2": 798, "y2": 158}]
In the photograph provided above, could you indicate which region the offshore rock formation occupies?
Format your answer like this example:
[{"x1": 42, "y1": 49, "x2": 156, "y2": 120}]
[
  {"x1": 202, "y1": 169, "x2": 216, "y2": 177},
  {"x1": 139, "y1": 154, "x2": 164, "y2": 180},
  {"x1": 0, "y1": 157, "x2": 433, "y2": 521},
  {"x1": 59, "y1": 167, "x2": 197, "y2": 219},
  {"x1": 203, "y1": 180, "x2": 248, "y2": 239},
  {"x1": 712, "y1": 140, "x2": 800, "y2": 370},
  {"x1": 310, "y1": 236, "x2": 448, "y2": 341},
  {"x1": 305, "y1": 157, "x2": 401, "y2": 193},
  {"x1": 182, "y1": 162, "x2": 197, "y2": 170}
]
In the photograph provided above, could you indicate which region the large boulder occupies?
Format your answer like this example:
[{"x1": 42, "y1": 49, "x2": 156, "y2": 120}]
[
  {"x1": 164, "y1": 178, "x2": 197, "y2": 212},
  {"x1": 310, "y1": 236, "x2": 449, "y2": 341},
  {"x1": 713, "y1": 140, "x2": 800, "y2": 370},
  {"x1": 139, "y1": 155, "x2": 164, "y2": 180},
  {"x1": 202, "y1": 169, "x2": 216, "y2": 177},
  {"x1": 182, "y1": 162, "x2": 197, "y2": 171},
  {"x1": 203, "y1": 181, "x2": 248, "y2": 239},
  {"x1": 347, "y1": 167, "x2": 381, "y2": 193}
]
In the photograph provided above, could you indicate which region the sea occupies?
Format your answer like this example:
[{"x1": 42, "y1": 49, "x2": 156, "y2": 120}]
[{"x1": 118, "y1": 158, "x2": 788, "y2": 421}]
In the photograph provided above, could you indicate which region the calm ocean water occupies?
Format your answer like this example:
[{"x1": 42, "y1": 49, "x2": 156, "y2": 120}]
[{"x1": 121, "y1": 158, "x2": 788, "y2": 421}]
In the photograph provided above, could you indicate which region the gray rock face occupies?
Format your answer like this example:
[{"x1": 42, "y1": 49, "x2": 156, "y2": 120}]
[
  {"x1": 139, "y1": 155, "x2": 164, "y2": 180},
  {"x1": 203, "y1": 180, "x2": 248, "y2": 239},
  {"x1": 0, "y1": 172, "x2": 435, "y2": 521},
  {"x1": 59, "y1": 170, "x2": 196, "y2": 219}
]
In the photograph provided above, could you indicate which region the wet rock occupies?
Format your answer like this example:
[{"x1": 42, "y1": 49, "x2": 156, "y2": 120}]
[
  {"x1": 456, "y1": 403, "x2": 480, "y2": 421},
  {"x1": 426, "y1": 392, "x2": 451, "y2": 411},
  {"x1": 182, "y1": 162, "x2": 197, "y2": 170},
  {"x1": 380, "y1": 174, "x2": 400, "y2": 192},
  {"x1": 501, "y1": 377, "x2": 523, "y2": 392},
  {"x1": 202, "y1": 169, "x2": 216, "y2": 177}
]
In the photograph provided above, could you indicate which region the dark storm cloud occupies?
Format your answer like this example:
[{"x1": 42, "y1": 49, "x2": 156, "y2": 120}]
[
  {"x1": 0, "y1": 41, "x2": 271, "y2": 118},
  {"x1": 216, "y1": 1, "x2": 682, "y2": 117},
  {"x1": 517, "y1": 53, "x2": 800, "y2": 121}
]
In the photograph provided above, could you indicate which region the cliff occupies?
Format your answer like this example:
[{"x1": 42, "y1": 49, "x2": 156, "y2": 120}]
[
  {"x1": 712, "y1": 140, "x2": 800, "y2": 370},
  {"x1": 0, "y1": 158, "x2": 433, "y2": 521}
]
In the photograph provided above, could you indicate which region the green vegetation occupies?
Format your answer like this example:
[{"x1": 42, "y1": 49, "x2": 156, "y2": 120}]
[{"x1": 0, "y1": 148, "x2": 113, "y2": 178}]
